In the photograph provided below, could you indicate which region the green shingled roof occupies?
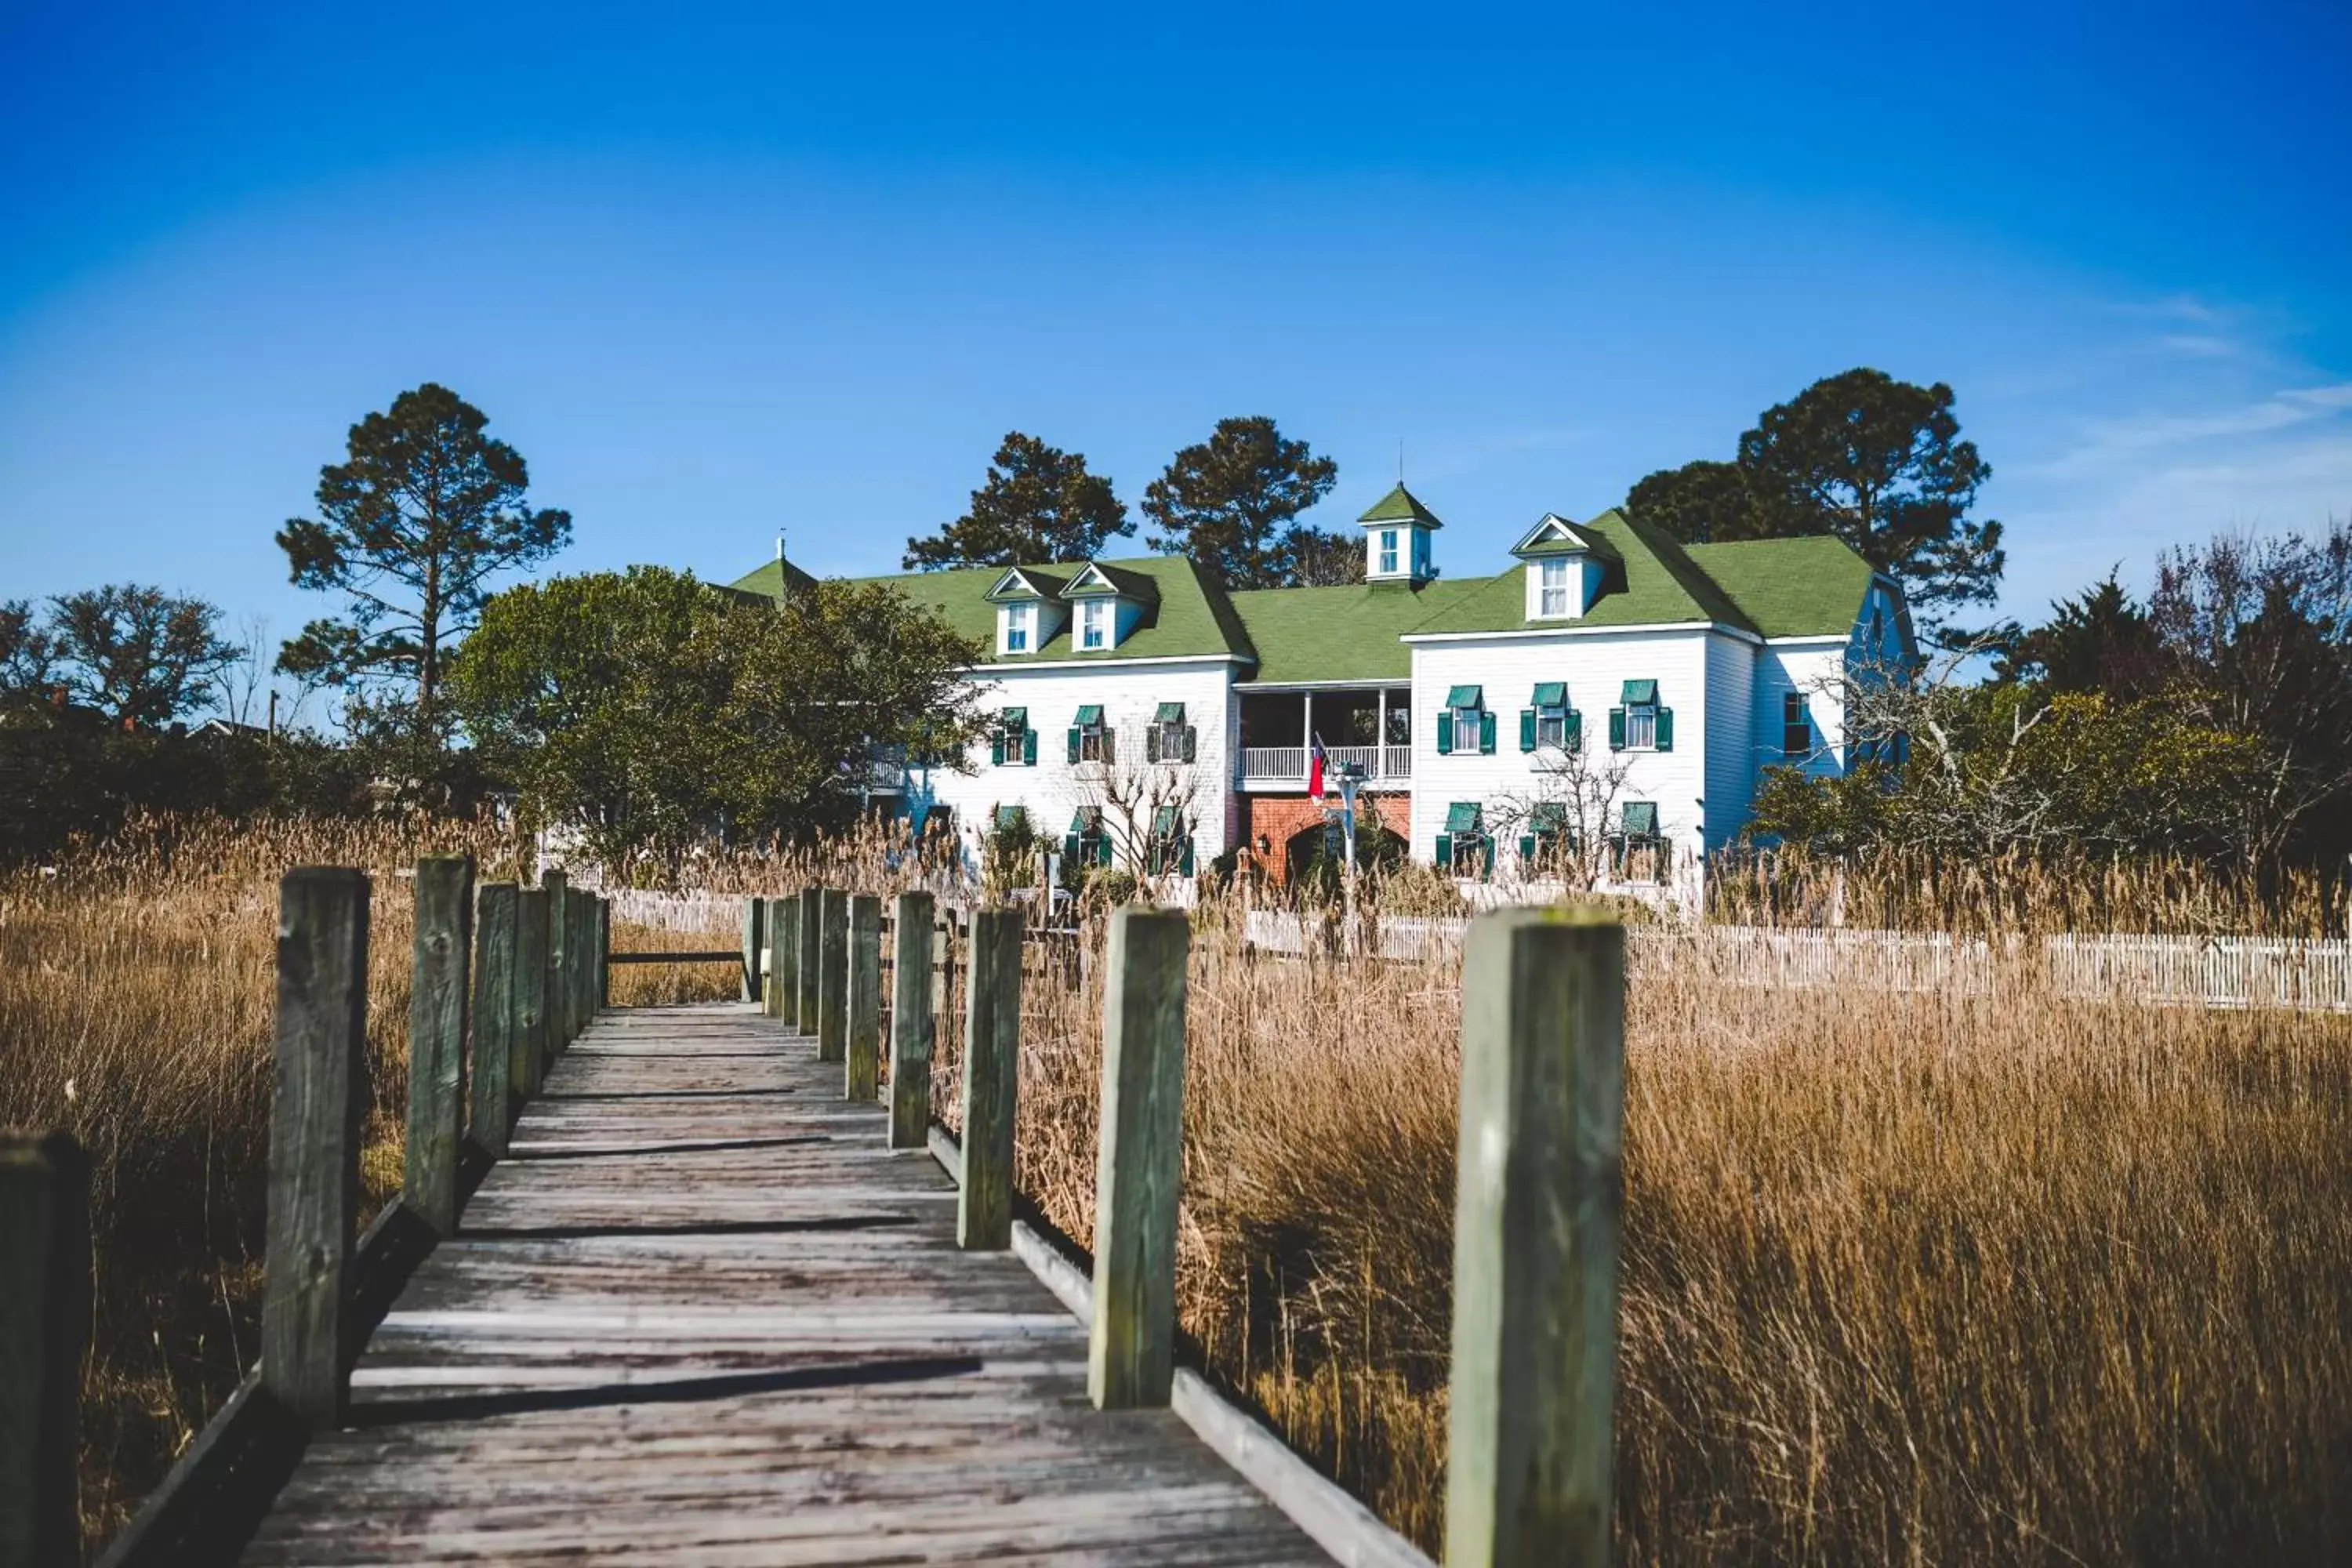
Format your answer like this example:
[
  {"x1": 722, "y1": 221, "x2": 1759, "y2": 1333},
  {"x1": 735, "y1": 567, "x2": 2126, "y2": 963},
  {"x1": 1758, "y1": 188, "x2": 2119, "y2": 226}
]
[
  {"x1": 1223, "y1": 579, "x2": 1483, "y2": 683},
  {"x1": 728, "y1": 554, "x2": 1253, "y2": 664},
  {"x1": 1356, "y1": 484, "x2": 1445, "y2": 529},
  {"x1": 1683, "y1": 535, "x2": 1875, "y2": 638},
  {"x1": 728, "y1": 506, "x2": 1876, "y2": 676}
]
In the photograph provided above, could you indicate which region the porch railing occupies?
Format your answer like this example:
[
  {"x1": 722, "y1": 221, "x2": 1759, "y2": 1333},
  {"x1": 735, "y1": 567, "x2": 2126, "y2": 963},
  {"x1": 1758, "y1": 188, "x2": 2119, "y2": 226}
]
[{"x1": 1238, "y1": 743, "x2": 1412, "y2": 785}]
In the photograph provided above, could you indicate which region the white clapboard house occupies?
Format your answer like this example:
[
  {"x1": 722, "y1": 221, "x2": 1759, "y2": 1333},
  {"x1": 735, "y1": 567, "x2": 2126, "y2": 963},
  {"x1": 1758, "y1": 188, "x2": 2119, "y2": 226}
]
[{"x1": 728, "y1": 485, "x2": 1912, "y2": 897}]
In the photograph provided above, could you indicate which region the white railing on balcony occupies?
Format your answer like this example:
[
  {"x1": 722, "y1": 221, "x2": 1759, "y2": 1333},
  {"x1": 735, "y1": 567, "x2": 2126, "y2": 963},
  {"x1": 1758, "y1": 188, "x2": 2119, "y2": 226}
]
[{"x1": 1238, "y1": 744, "x2": 1413, "y2": 784}]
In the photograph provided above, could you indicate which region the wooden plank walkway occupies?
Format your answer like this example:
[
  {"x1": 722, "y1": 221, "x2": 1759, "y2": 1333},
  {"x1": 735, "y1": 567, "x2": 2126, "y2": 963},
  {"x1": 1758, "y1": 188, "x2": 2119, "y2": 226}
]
[{"x1": 239, "y1": 1002, "x2": 1329, "y2": 1566}]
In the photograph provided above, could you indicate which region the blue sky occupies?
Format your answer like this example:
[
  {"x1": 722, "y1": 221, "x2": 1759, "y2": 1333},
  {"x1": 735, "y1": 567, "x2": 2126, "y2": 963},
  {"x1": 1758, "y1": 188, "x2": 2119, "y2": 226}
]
[{"x1": 4, "y1": 0, "x2": 2347, "y2": 709}]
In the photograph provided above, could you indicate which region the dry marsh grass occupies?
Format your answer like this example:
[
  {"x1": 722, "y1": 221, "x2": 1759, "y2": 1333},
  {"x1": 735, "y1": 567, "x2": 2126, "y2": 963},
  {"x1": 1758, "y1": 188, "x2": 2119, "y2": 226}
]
[{"x1": 5, "y1": 817, "x2": 2347, "y2": 1564}]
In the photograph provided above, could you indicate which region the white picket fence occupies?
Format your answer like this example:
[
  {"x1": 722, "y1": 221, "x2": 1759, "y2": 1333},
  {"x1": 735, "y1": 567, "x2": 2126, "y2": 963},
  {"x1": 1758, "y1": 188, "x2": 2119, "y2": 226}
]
[
  {"x1": 590, "y1": 886, "x2": 2352, "y2": 1013},
  {"x1": 1240, "y1": 910, "x2": 2352, "y2": 1013}
]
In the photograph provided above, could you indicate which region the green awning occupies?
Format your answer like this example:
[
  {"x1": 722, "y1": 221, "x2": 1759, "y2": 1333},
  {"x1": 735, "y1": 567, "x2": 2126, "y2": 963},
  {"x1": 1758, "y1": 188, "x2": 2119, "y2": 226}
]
[
  {"x1": 1000, "y1": 707, "x2": 1027, "y2": 728},
  {"x1": 1621, "y1": 679, "x2": 1658, "y2": 706},
  {"x1": 1074, "y1": 704, "x2": 1103, "y2": 727},
  {"x1": 1153, "y1": 701, "x2": 1185, "y2": 724},
  {"x1": 1152, "y1": 805, "x2": 1180, "y2": 837},
  {"x1": 1532, "y1": 681, "x2": 1566, "y2": 709},
  {"x1": 1069, "y1": 807, "x2": 1100, "y2": 833},
  {"x1": 1445, "y1": 801, "x2": 1483, "y2": 834},
  {"x1": 1530, "y1": 802, "x2": 1569, "y2": 832},
  {"x1": 1444, "y1": 684, "x2": 1483, "y2": 710},
  {"x1": 1622, "y1": 801, "x2": 1658, "y2": 834},
  {"x1": 996, "y1": 805, "x2": 1028, "y2": 830}
]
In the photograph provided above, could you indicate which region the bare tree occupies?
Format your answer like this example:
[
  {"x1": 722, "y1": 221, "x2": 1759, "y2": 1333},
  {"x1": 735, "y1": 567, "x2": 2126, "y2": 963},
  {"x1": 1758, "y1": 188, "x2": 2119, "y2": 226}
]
[
  {"x1": 1061, "y1": 717, "x2": 1217, "y2": 880},
  {"x1": 1486, "y1": 735, "x2": 1639, "y2": 889}
]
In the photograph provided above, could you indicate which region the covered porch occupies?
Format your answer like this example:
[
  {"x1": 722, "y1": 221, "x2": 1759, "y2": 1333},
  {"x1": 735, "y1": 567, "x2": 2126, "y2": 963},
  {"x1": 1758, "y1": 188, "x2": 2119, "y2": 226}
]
[{"x1": 1236, "y1": 686, "x2": 1412, "y2": 789}]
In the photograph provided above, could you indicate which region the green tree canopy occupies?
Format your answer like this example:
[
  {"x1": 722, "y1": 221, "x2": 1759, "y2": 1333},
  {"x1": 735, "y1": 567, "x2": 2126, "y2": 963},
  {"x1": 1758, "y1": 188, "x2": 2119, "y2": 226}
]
[
  {"x1": 1995, "y1": 573, "x2": 2161, "y2": 694},
  {"x1": 1628, "y1": 369, "x2": 2003, "y2": 637},
  {"x1": 903, "y1": 433, "x2": 1131, "y2": 570},
  {"x1": 45, "y1": 584, "x2": 237, "y2": 727},
  {"x1": 1142, "y1": 416, "x2": 1341, "y2": 588},
  {"x1": 277, "y1": 383, "x2": 572, "y2": 739},
  {"x1": 0, "y1": 601, "x2": 56, "y2": 705},
  {"x1": 450, "y1": 568, "x2": 987, "y2": 869}
]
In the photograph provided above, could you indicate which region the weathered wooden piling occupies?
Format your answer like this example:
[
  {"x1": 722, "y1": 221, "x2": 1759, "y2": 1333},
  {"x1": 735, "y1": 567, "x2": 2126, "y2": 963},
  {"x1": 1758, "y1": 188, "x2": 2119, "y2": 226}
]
[
  {"x1": 777, "y1": 893, "x2": 801, "y2": 1029},
  {"x1": 847, "y1": 894, "x2": 882, "y2": 1100},
  {"x1": 514, "y1": 888, "x2": 551, "y2": 1099},
  {"x1": 262, "y1": 867, "x2": 370, "y2": 1430},
  {"x1": 1446, "y1": 909, "x2": 1624, "y2": 1568},
  {"x1": 543, "y1": 870, "x2": 571, "y2": 1048},
  {"x1": 469, "y1": 882, "x2": 518, "y2": 1158},
  {"x1": 761, "y1": 896, "x2": 786, "y2": 1018},
  {"x1": 796, "y1": 887, "x2": 822, "y2": 1035},
  {"x1": 403, "y1": 855, "x2": 474, "y2": 1238},
  {"x1": 958, "y1": 908, "x2": 1022, "y2": 1250},
  {"x1": 1088, "y1": 906, "x2": 1190, "y2": 1409},
  {"x1": 888, "y1": 891, "x2": 935, "y2": 1149},
  {"x1": 739, "y1": 895, "x2": 764, "y2": 1004},
  {"x1": 1, "y1": 1130, "x2": 91, "y2": 1568},
  {"x1": 818, "y1": 888, "x2": 849, "y2": 1065}
]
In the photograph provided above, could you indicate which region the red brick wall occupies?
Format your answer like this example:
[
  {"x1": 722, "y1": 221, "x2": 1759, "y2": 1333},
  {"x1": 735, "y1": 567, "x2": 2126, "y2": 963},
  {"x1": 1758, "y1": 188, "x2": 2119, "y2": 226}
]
[{"x1": 1235, "y1": 793, "x2": 1412, "y2": 884}]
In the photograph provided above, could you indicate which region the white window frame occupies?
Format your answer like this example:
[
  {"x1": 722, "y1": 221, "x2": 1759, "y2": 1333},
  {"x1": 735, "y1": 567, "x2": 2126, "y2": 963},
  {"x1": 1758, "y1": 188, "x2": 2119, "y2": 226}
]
[
  {"x1": 1378, "y1": 528, "x2": 1399, "y2": 575},
  {"x1": 1537, "y1": 557, "x2": 1570, "y2": 617},
  {"x1": 1534, "y1": 705, "x2": 1569, "y2": 749},
  {"x1": 1080, "y1": 599, "x2": 1110, "y2": 650},
  {"x1": 1002, "y1": 602, "x2": 1033, "y2": 654},
  {"x1": 1624, "y1": 698, "x2": 1658, "y2": 750},
  {"x1": 1076, "y1": 713, "x2": 1110, "y2": 764}
]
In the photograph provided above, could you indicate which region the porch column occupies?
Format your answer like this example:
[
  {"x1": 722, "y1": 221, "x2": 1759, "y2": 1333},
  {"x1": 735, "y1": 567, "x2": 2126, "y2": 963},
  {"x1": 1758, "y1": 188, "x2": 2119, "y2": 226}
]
[
  {"x1": 1376, "y1": 689, "x2": 1388, "y2": 776},
  {"x1": 1301, "y1": 691, "x2": 1313, "y2": 776}
]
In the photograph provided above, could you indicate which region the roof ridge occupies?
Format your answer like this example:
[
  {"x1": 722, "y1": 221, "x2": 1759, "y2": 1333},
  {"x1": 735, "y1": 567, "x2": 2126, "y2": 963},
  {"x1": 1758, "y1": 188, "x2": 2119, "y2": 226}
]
[{"x1": 1596, "y1": 509, "x2": 1759, "y2": 634}]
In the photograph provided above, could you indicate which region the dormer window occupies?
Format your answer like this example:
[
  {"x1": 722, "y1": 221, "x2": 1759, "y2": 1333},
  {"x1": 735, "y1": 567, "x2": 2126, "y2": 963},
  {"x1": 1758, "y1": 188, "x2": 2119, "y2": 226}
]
[
  {"x1": 1004, "y1": 602, "x2": 1034, "y2": 653},
  {"x1": 1537, "y1": 558, "x2": 1571, "y2": 617},
  {"x1": 1080, "y1": 598, "x2": 1111, "y2": 650}
]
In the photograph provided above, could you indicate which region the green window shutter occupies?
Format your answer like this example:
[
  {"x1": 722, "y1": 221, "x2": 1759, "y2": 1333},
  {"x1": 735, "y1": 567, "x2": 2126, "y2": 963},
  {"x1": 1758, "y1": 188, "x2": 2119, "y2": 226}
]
[
  {"x1": 1102, "y1": 729, "x2": 1117, "y2": 765},
  {"x1": 1479, "y1": 712, "x2": 1497, "y2": 754},
  {"x1": 1656, "y1": 706, "x2": 1675, "y2": 751},
  {"x1": 1181, "y1": 725, "x2": 1197, "y2": 763},
  {"x1": 1436, "y1": 712, "x2": 1454, "y2": 754},
  {"x1": 1066, "y1": 728, "x2": 1081, "y2": 764},
  {"x1": 1063, "y1": 832, "x2": 1080, "y2": 863},
  {"x1": 1519, "y1": 710, "x2": 1536, "y2": 752},
  {"x1": 1145, "y1": 726, "x2": 1161, "y2": 762},
  {"x1": 1608, "y1": 707, "x2": 1626, "y2": 750},
  {"x1": 1519, "y1": 833, "x2": 1537, "y2": 861},
  {"x1": 1435, "y1": 833, "x2": 1453, "y2": 869},
  {"x1": 1479, "y1": 836, "x2": 1495, "y2": 883},
  {"x1": 989, "y1": 734, "x2": 1005, "y2": 766},
  {"x1": 1567, "y1": 710, "x2": 1583, "y2": 751},
  {"x1": 1097, "y1": 833, "x2": 1112, "y2": 866},
  {"x1": 1022, "y1": 729, "x2": 1037, "y2": 766},
  {"x1": 1180, "y1": 840, "x2": 1195, "y2": 875}
]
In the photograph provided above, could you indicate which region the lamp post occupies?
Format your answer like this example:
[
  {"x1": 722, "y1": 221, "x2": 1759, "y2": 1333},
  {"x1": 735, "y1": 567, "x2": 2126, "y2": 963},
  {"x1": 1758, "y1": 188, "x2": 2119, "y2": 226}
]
[{"x1": 1331, "y1": 762, "x2": 1367, "y2": 958}]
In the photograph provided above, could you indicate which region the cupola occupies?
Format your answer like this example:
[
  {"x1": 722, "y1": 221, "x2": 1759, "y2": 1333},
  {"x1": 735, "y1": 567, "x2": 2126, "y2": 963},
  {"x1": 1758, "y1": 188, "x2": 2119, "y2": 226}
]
[{"x1": 1357, "y1": 484, "x2": 1442, "y2": 584}]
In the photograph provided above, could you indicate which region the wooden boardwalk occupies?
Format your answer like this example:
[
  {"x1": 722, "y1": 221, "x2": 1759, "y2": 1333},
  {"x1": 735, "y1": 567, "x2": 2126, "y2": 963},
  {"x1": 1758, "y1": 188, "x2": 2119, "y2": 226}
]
[{"x1": 240, "y1": 1002, "x2": 1328, "y2": 1566}]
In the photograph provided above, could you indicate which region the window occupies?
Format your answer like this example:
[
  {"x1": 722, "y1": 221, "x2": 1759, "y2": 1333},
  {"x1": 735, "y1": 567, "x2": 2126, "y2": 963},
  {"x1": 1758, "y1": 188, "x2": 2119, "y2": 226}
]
[
  {"x1": 1378, "y1": 528, "x2": 1399, "y2": 575},
  {"x1": 1004, "y1": 602, "x2": 1033, "y2": 653},
  {"x1": 1519, "y1": 802, "x2": 1577, "y2": 871},
  {"x1": 1080, "y1": 598, "x2": 1110, "y2": 650},
  {"x1": 1613, "y1": 800, "x2": 1668, "y2": 884},
  {"x1": 1782, "y1": 691, "x2": 1811, "y2": 758},
  {"x1": 989, "y1": 709, "x2": 1036, "y2": 767},
  {"x1": 1436, "y1": 800, "x2": 1492, "y2": 880},
  {"x1": 1067, "y1": 704, "x2": 1112, "y2": 764},
  {"x1": 1065, "y1": 807, "x2": 1112, "y2": 869},
  {"x1": 1436, "y1": 684, "x2": 1496, "y2": 755},
  {"x1": 1609, "y1": 680, "x2": 1673, "y2": 752},
  {"x1": 1537, "y1": 557, "x2": 1571, "y2": 617},
  {"x1": 1145, "y1": 702, "x2": 1195, "y2": 764},
  {"x1": 1520, "y1": 681, "x2": 1581, "y2": 753},
  {"x1": 1147, "y1": 804, "x2": 1193, "y2": 875}
]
